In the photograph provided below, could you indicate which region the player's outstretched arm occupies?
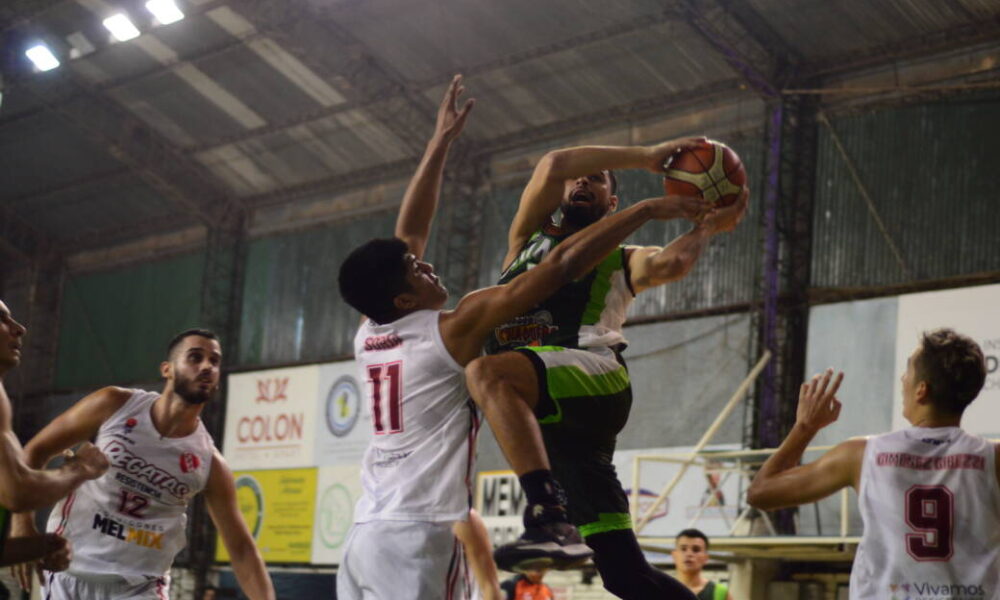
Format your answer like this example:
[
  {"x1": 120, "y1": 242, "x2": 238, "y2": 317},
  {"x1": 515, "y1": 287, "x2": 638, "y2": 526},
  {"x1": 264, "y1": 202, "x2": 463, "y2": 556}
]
[
  {"x1": 206, "y1": 450, "x2": 275, "y2": 600},
  {"x1": 747, "y1": 369, "x2": 864, "y2": 510},
  {"x1": 505, "y1": 137, "x2": 707, "y2": 268},
  {"x1": 0, "y1": 386, "x2": 117, "y2": 513},
  {"x1": 453, "y1": 509, "x2": 502, "y2": 600},
  {"x1": 394, "y1": 74, "x2": 474, "y2": 260},
  {"x1": 628, "y1": 188, "x2": 748, "y2": 294},
  {"x1": 443, "y1": 195, "x2": 710, "y2": 365}
]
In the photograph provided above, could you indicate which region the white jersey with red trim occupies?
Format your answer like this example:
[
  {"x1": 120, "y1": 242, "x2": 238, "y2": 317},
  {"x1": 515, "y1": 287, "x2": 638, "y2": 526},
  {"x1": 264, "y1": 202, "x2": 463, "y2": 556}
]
[
  {"x1": 47, "y1": 389, "x2": 215, "y2": 581},
  {"x1": 352, "y1": 310, "x2": 480, "y2": 523},
  {"x1": 851, "y1": 426, "x2": 1000, "y2": 600}
]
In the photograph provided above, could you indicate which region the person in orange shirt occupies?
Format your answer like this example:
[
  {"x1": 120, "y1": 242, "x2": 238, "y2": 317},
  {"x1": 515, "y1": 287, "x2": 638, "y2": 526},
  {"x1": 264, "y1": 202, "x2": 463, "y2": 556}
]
[{"x1": 501, "y1": 569, "x2": 554, "y2": 600}]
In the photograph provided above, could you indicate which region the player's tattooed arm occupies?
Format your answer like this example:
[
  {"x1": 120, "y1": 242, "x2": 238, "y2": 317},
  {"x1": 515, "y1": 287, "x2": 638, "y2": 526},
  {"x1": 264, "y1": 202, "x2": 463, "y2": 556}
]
[
  {"x1": 205, "y1": 450, "x2": 276, "y2": 600},
  {"x1": 394, "y1": 74, "x2": 474, "y2": 260}
]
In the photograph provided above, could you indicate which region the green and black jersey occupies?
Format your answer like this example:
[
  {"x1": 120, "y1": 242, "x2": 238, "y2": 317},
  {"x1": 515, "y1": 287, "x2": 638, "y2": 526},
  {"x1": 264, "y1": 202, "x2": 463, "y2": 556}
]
[{"x1": 485, "y1": 221, "x2": 636, "y2": 355}]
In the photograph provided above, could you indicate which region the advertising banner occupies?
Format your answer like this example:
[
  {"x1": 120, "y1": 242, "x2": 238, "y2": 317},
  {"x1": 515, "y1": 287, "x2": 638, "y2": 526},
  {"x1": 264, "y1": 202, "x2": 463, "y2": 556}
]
[
  {"x1": 314, "y1": 361, "x2": 371, "y2": 466},
  {"x1": 893, "y1": 284, "x2": 1000, "y2": 436},
  {"x1": 223, "y1": 365, "x2": 319, "y2": 469},
  {"x1": 217, "y1": 468, "x2": 318, "y2": 563},
  {"x1": 475, "y1": 445, "x2": 740, "y2": 549},
  {"x1": 310, "y1": 465, "x2": 364, "y2": 564}
]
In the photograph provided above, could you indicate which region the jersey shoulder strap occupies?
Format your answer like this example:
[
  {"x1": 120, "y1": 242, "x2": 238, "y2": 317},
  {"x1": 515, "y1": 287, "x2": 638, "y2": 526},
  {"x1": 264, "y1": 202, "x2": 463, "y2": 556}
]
[{"x1": 713, "y1": 582, "x2": 728, "y2": 600}]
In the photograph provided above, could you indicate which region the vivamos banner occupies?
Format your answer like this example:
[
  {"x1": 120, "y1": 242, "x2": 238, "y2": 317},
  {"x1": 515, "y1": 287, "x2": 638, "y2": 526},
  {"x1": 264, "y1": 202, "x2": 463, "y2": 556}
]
[
  {"x1": 893, "y1": 284, "x2": 1000, "y2": 436},
  {"x1": 223, "y1": 365, "x2": 319, "y2": 469}
]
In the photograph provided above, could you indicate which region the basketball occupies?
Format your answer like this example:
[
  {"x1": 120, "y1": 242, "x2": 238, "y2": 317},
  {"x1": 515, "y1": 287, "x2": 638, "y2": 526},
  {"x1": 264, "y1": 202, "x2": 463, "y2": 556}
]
[{"x1": 663, "y1": 140, "x2": 746, "y2": 207}]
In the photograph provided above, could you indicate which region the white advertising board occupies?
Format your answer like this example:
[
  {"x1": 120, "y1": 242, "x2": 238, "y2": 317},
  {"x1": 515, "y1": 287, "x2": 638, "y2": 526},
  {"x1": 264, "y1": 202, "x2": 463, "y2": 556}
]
[
  {"x1": 310, "y1": 465, "x2": 363, "y2": 564},
  {"x1": 314, "y1": 360, "x2": 371, "y2": 466},
  {"x1": 475, "y1": 445, "x2": 741, "y2": 549},
  {"x1": 893, "y1": 284, "x2": 1000, "y2": 435},
  {"x1": 223, "y1": 365, "x2": 319, "y2": 469}
]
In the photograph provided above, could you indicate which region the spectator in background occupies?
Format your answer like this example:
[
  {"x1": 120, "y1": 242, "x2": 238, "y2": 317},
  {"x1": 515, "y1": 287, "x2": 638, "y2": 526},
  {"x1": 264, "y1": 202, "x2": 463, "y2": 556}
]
[
  {"x1": 672, "y1": 529, "x2": 732, "y2": 600},
  {"x1": 501, "y1": 568, "x2": 554, "y2": 600}
]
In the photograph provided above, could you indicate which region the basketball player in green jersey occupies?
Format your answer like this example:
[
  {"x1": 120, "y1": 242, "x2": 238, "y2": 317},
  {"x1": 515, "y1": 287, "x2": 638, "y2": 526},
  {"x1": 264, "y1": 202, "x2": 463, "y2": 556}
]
[
  {"x1": 469, "y1": 143, "x2": 747, "y2": 599},
  {"x1": 0, "y1": 300, "x2": 109, "y2": 568}
]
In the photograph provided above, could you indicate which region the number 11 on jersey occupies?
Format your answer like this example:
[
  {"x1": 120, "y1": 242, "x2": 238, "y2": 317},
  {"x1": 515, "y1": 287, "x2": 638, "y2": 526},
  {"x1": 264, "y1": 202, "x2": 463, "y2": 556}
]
[{"x1": 367, "y1": 361, "x2": 403, "y2": 435}]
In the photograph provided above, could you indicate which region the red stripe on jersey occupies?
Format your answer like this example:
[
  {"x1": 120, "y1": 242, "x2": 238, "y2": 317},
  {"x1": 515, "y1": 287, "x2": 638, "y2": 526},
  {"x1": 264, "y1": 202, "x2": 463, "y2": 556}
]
[{"x1": 54, "y1": 491, "x2": 77, "y2": 536}]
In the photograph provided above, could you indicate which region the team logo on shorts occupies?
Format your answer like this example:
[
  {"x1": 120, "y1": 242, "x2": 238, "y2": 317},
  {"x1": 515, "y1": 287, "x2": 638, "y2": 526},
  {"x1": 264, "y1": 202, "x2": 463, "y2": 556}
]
[
  {"x1": 124, "y1": 418, "x2": 138, "y2": 434},
  {"x1": 326, "y1": 376, "x2": 361, "y2": 437},
  {"x1": 179, "y1": 452, "x2": 201, "y2": 473},
  {"x1": 234, "y1": 475, "x2": 264, "y2": 539}
]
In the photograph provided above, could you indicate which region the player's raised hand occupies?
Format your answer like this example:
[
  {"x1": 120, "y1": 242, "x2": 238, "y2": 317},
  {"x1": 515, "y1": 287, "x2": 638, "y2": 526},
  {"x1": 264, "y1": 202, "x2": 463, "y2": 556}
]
[
  {"x1": 647, "y1": 195, "x2": 714, "y2": 223},
  {"x1": 66, "y1": 442, "x2": 109, "y2": 480},
  {"x1": 434, "y1": 74, "x2": 475, "y2": 143},
  {"x1": 796, "y1": 368, "x2": 844, "y2": 433},
  {"x1": 644, "y1": 136, "x2": 708, "y2": 173},
  {"x1": 702, "y1": 187, "x2": 749, "y2": 234}
]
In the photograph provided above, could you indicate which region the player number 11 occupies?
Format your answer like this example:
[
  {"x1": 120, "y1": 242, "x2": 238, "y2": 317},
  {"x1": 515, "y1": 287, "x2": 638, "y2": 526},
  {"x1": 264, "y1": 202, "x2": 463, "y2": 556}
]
[{"x1": 367, "y1": 361, "x2": 403, "y2": 435}]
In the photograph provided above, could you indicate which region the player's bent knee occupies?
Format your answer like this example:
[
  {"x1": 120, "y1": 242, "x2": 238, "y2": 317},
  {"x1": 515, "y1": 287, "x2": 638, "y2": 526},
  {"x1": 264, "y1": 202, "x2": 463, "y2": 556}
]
[{"x1": 465, "y1": 353, "x2": 537, "y2": 404}]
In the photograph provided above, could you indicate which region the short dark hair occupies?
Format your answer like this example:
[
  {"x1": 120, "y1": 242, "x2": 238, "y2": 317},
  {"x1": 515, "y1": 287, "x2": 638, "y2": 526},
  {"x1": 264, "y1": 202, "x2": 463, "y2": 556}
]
[
  {"x1": 676, "y1": 528, "x2": 709, "y2": 549},
  {"x1": 605, "y1": 169, "x2": 618, "y2": 195},
  {"x1": 166, "y1": 329, "x2": 219, "y2": 360},
  {"x1": 914, "y1": 328, "x2": 986, "y2": 416},
  {"x1": 338, "y1": 237, "x2": 412, "y2": 324}
]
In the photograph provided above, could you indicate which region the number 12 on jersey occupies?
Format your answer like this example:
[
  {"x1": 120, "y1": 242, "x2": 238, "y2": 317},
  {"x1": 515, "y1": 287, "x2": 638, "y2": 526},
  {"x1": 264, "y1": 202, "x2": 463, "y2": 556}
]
[{"x1": 367, "y1": 361, "x2": 403, "y2": 434}]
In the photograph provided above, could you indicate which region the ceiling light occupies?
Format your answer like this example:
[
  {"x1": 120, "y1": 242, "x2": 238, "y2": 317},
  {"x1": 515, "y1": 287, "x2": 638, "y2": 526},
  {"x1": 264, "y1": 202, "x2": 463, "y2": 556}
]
[
  {"x1": 25, "y1": 44, "x2": 61, "y2": 71},
  {"x1": 103, "y1": 14, "x2": 141, "y2": 42},
  {"x1": 146, "y1": 0, "x2": 185, "y2": 25}
]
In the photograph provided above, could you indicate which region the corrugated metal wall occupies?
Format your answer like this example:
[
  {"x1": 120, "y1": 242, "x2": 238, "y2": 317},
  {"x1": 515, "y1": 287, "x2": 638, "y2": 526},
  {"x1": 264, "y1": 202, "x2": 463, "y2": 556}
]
[
  {"x1": 812, "y1": 96, "x2": 1000, "y2": 288},
  {"x1": 54, "y1": 252, "x2": 205, "y2": 388},
  {"x1": 238, "y1": 211, "x2": 402, "y2": 366}
]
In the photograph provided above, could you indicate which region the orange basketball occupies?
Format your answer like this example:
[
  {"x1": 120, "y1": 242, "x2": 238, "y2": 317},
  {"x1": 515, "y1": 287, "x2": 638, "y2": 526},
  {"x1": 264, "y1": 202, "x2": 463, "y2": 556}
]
[{"x1": 662, "y1": 140, "x2": 746, "y2": 207}]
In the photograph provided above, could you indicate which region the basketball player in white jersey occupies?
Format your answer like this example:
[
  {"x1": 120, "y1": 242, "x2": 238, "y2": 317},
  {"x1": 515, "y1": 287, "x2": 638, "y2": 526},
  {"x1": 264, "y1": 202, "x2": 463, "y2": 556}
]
[
  {"x1": 336, "y1": 75, "x2": 713, "y2": 599},
  {"x1": 11, "y1": 329, "x2": 275, "y2": 600},
  {"x1": 748, "y1": 328, "x2": 999, "y2": 599},
  {"x1": 0, "y1": 300, "x2": 109, "y2": 568}
]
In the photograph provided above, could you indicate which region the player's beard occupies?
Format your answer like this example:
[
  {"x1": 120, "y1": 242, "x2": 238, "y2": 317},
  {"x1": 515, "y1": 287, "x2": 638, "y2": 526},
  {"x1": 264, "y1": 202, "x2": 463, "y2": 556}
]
[
  {"x1": 560, "y1": 200, "x2": 605, "y2": 229},
  {"x1": 174, "y1": 372, "x2": 218, "y2": 405}
]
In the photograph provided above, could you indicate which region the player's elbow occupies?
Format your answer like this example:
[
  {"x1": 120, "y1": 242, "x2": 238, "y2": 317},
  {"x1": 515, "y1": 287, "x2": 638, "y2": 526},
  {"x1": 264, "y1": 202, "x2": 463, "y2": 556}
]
[{"x1": 746, "y1": 482, "x2": 781, "y2": 511}]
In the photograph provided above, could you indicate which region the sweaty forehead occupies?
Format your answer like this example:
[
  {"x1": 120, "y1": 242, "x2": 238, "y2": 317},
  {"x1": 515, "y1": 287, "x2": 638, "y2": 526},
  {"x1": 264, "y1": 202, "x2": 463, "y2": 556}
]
[{"x1": 677, "y1": 536, "x2": 706, "y2": 548}]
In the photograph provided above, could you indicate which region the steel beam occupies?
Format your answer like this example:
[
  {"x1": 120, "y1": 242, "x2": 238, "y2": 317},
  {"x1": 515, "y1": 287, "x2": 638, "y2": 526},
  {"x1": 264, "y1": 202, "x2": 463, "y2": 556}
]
[
  {"x1": 479, "y1": 79, "x2": 745, "y2": 154},
  {"x1": 234, "y1": 1, "x2": 437, "y2": 153},
  {"x1": 0, "y1": 205, "x2": 55, "y2": 264},
  {"x1": 20, "y1": 71, "x2": 240, "y2": 230},
  {"x1": 431, "y1": 150, "x2": 489, "y2": 299},
  {"x1": 674, "y1": 0, "x2": 799, "y2": 98}
]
